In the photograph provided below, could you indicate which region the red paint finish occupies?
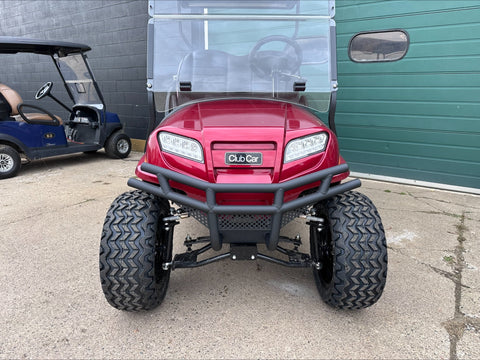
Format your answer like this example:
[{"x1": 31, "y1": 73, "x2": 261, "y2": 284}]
[{"x1": 136, "y1": 99, "x2": 349, "y2": 205}]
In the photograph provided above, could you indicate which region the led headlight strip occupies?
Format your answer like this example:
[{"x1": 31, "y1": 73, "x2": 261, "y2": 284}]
[
  {"x1": 284, "y1": 132, "x2": 328, "y2": 163},
  {"x1": 158, "y1": 131, "x2": 204, "y2": 163}
]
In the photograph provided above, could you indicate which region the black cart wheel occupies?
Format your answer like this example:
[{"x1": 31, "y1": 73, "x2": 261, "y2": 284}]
[
  {"x1": 0, "y1": 145, "x2": 21, "y2": 179},
  {"x1": 105, "y1": 131, "x2": 131, "y2": 159},
  {"x1": 100, "y1": 190, "x2": 172, "y2": 311},
  {"x1": 310, "y1": 191, "x2": 388, "y2": 309}
]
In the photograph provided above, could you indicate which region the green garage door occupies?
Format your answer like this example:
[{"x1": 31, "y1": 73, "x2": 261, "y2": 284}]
[{"x1": 335, "y1": 0, "x2": 480, "y2": 190}]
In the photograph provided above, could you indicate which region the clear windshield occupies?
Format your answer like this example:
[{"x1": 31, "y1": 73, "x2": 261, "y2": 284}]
[
  {"x1": 148, "y1": 0, "x2": 336, "y2": 115},
  {"x1": 55, "y1": 54, "x2": 103, "y2": 108}
]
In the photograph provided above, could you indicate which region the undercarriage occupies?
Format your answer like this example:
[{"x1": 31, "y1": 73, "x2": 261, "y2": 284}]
[{"x1": 161, "y1": 208, "x2": 326, "y2": 270}]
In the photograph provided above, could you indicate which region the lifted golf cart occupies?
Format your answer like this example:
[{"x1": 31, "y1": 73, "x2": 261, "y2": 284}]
[
  {"x1": 0, "y1": 37, "x2": 131, "y2": 179},
  {"x1": 100, "y1": 0, "x2": 387, "y2": 311}
]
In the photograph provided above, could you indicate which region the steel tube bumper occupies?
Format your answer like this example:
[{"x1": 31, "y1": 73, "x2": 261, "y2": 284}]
[{"x1": 128, "y1": 162, "x2": 361, "y2": 251}]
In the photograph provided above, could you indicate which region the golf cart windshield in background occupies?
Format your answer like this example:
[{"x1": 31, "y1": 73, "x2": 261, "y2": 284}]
[
  {"x1": 0, "y1": 37, "x2": 104, "y2": 109},
  {"x1": 147, "y1": 0, "x2": 337, "y2": 116},
  {"x1": 55, "y1": 54, "x2": 103, "y2": 108}
]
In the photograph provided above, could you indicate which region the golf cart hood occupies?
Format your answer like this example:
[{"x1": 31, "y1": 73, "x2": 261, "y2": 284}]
[
  {"x1": 147, "y1": 0, "x2": 337, "y2": 117},
  {"x1": 139, "y1": 98, "x2": 344, "y2": 189}
]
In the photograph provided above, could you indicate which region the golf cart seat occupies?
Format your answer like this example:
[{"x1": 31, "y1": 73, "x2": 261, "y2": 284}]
[{"x1": 0, "y1": 83, "x2": 62, "y2": 125}]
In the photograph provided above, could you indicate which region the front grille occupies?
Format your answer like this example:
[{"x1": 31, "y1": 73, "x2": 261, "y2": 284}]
[
  {"x1": 219, "y1": 214, "x2": 271, "y2": 231},
  {"x1": 180, "y1": 205, "x2": 306, "y2": 231}
]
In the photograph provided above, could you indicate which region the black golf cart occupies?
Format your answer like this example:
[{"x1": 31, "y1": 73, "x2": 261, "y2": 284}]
[{"x1": 0, "y1": 37, "x2": 131, "y2": 179}]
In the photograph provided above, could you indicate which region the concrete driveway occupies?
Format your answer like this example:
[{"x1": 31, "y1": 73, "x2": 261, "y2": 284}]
[{"x1": 1, "y1": 151, "x2": 479, "y2": 359}]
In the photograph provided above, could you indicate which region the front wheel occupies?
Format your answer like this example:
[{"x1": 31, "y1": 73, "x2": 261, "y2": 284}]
[
  {"x1": 310, "y1": 191, "x2": 388, "y2": 309},
  {"x1": 0, "y1": 145, "x2": 21, "y2": 179},
  {"x1": 104, "y1": 131, "x2": 131, "y2": 159},
  {"x1": 100, "y1": 190, "x2": 172, "y2": 311}
]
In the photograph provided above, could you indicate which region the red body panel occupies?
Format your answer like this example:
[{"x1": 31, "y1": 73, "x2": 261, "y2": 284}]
[{"x1": 136, "y1": 99, "x2": 348, "y2": 205}]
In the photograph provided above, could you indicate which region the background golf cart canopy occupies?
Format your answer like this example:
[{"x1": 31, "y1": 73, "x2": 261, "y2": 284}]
[{"x1": 0, "y1": 36, "x2": 91, "y2": 56}]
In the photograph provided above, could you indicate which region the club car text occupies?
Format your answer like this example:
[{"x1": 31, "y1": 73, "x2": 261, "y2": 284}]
[{"x1": 225, "y1": 152, "x2": 262, "y2": 165}]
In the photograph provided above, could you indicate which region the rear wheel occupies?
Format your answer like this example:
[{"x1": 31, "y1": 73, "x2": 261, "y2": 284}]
[
  {"x1": 100, "y1": 190, "x2": 172, "y2": 311},
  {"x1": 105, "y1": 131, "x2": 131, "y2": 159},
  {"x1": 0, "y1": 145, "x2": 21, "y2": 179},
  {"x1": 310, "y1": 191, "x2": 388, "y2": 309}
]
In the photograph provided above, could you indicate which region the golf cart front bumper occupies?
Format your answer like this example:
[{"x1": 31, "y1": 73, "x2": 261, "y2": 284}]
[{"x1": 128, "y1": 162, "x2": 361, "y2": 251}]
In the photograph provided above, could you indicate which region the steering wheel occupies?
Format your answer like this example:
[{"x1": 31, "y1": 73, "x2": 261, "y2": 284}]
[
  {"x1": 17, "y1": 103, "x2": 60, "y2": 126},
  {"x1": 249, "y1": 35, "x2": 303, "y2": 80},
  {"x1": 35, "y1": 81, "x2": 53, "y2": 100}
]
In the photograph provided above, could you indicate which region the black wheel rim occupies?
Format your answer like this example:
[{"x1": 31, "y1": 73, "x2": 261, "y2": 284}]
[
  {"x1": 313, "y1": 217, "x2": 334, "y2": 286},
  {"x1": 155, "y1": 226, "x2": 168, "y2": 283},
  {"x1": 154, "y1": 212, "x2": 172, "y2": 286}
]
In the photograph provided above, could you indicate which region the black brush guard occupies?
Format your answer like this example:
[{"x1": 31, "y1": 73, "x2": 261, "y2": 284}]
[{"x1": 128, "y1": 162, "x2": 361, "y2": 251}]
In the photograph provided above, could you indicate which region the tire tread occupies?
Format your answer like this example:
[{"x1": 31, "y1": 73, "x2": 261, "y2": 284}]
[
  {"x1": 100, "y1": 190, "x2": 170, "y2": 311},
  {"x1": 313, "y1": 191, "x2": 388, "y2": 309}
]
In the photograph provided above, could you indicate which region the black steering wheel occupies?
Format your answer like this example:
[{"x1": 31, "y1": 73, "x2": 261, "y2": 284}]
[
  {"x1": 35, "y1": 81, "x2": 53, "y2": 100},
  {"x1": 17, "y1": 103, "x2": 60, "y2": 126},
  {"x1": 249, "y1": 35, "x2": 303, "y2": 80}
]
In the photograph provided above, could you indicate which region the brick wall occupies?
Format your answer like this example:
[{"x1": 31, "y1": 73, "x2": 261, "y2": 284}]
[{"x1": 0, "y1": 0, "x2": 149, "y2": 140}]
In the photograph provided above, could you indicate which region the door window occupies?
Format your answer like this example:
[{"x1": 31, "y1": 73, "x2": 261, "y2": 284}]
[{"x1": 349, "y1": 30, "x2": 409, "y2": 62}]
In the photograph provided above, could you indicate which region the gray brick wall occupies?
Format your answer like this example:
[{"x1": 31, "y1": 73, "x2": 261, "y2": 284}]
[{"x1": 0, "y1": 0, "x2": 149, "y2": 140}]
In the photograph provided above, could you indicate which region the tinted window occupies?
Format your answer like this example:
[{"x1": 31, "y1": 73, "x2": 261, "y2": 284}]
[{"x1": 349, "y1": 30, "x2": 409, "y2": 63}]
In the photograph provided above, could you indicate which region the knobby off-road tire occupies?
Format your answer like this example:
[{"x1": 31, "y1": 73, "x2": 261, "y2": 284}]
[
  {"x1": 100, "y1": 190, "x2": 172, "y2": 311},
  {"x1": 310, "y1": 191, "x2": 388, "y2": 309}
]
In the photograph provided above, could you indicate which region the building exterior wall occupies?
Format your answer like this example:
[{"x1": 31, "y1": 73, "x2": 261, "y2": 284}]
[
  {"x1": 0, "y1": 0, "x2": 149, "y2": 140},
  {"x1": 335, "y1": 0, "x2": 480, "y2": 189},
  {"x1": 1, "y1": 0, "x2": 479, "y2": 189}
]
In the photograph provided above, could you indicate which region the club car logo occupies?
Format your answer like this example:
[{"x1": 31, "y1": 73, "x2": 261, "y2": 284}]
[{"x1": 225, "y1": 152, "x2": 262, "y2": 166}]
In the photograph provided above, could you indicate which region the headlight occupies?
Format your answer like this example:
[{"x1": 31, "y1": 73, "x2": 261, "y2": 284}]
[
  {"x1": 158, "y1": 132, "x2": 204, "y2": 163},
  {"x1": 284, "y1": 133, "x2": 328, "y2": 163}
]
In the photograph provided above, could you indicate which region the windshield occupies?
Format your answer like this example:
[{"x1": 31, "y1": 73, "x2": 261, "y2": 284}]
[
  {"x1": 148, "y1": 0, "x2": 336, "y2": 115},
  {"x1": 55, "y1": 53, "x2": 103, "y2": 108}
]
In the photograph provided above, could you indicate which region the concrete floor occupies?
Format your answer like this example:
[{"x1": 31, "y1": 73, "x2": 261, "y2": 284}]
[{"x1": 1, "y1": 151, "x2": 479, "y2": 359}]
